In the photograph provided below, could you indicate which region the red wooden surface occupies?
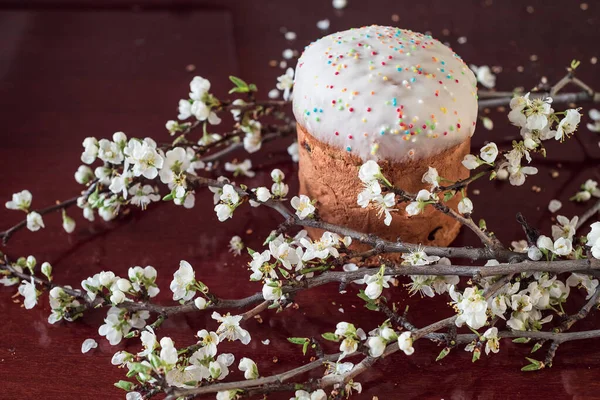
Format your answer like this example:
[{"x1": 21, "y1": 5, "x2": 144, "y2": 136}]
[{"x1": 1, "y1": 1, "x2": 600, "y2": 399}]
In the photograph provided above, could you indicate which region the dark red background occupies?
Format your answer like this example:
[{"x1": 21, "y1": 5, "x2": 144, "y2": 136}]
[{"x1": 1, "y1": 1, "x2": 600, "y2": 399}]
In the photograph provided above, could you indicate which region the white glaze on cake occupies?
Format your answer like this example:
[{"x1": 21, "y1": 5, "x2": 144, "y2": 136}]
[{"x1": 292, "y1": 25, "x2": 478, "y2": 162}]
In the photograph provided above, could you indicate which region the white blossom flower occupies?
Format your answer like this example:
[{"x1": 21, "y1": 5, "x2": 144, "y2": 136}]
[
  {"x1": 238, "y1": 357, "x2": 259, "y2": 380},
  {"x1": 528, "y1": 246, "x2": 543, "y2": 261},
  {"x1": 374, "y1": 192, "x2": 396, "y2": 226},
  {"x1": 587, "y1": 222, "x2": 600, "y2": 259},
  {"x1": 405, "y1": 189, "x2": 434, "y2": 216},
  {"x1": 470, "y1": 65, "x2": 496, "y2": 89},
  {"x1": 276, "y1": 68, "x2": 294, "y2": 100},
  {"x1": 160, "y1": 147, "x2": 190, "y2": 186},
  {"x1": 255, "y1": 187, "x2": 272, "y2": 203},
  {"x1": 215, "y1": 201, "x2": 237, "y2": 222},
  {"x1": 98, "y1": 138, "x2": 124, "y2": 164},
  {"x1": 269, "y1": 240, "x2": 301, "y2": 270},
  {"x1": 220, "y1": 184, "x2": 240, "y2": 205},
  {"x1": 291, "y1": 195, "x2": 315, "y2": 220},
  {"x1": 217, "y1": 391, "x2": 237, "y2": 400},
  {"x1": 124, "y1": 138, "x2": 164, "y2": 179},
  {"x1": 555, "y1": 109, "x2": 581, "y2": 141},
  {"x1": 287, "y1": 141, "x2": 299, "y2": 162},
  {"x1": 212, "y1": 312, "x2": 251, "y2": 345},
  {"x1": 458, "y1": 197, "x2": 474, "y2": 215},
  {"x1": 508, "y1": 165, "x2": 538, "y2": 186},
  {"x1": 480, "y1": 142, "x2": 499, "y2": 163},
  {"x1": 566, "y1": 273, "x2": 599, "y2": 299},
  {"x1": 537, "y1": 235, "x2": 572, "y2": 256},
  {"x1": 224, "y1": 159, "x2": 255, "y2": 178},
  {"x1": 367, "y1": 335, "x2": 387, "y2": 357},
  {"x1": 402, "y1": 249, "x2": 440, "y2": 266},
  {"x1": 421, "y1": 167, "x2": 440, "y2": 190},
  {"x1": 525, "y1": 96, "x2": 553, "y2": 130},
  {"x1": 262, "y1": 279, "x2": 283, "y2": 301},
  {"x1": 363, "y1": 270, "x2": 391, "y2": 300},
  {"x1": 300, "y1": 231, "x2": 341, "y2": 261},
  {"x1": 196, "y1": 329, "x2": 219, "y2": 357},
  {"x1": 189, "y1": 76, "x2": 211, "y2": 100},
  {"x1": 249, "y1": 250, "x2": 273, "y2": 281},
  {"x1": 81, "y1": 137, "x2": 99, "y2": 164},
  {"x1": 6, "y1": 190, "x2": 32, "y2": 211},
  {"x1": 230, "y1": 99, "x2": 247, "y2": 121},
  {"x1": 159, "y1": 337, "x2": 178, "y2": 366},
  {"x1": 357, "y1": 180, "x2": 382, "y2": 208},
  {"x1": 482, "y1": 116, "x2": 494, "y2": 130},
  {"x1": 548, "y1": 199, "x2": 562, "y2": 213},
  {"x1": 62, "y1": 212, "x2": 76, "y2": 233},
  {"x1": 358, "y1": 160, "x2": 382, "y2": 183},
  {"x1": 98, "y1": 307, "x2": 129, "y2": 345},
  {"x1": 292, "y1": 389, "x2": 327, "y2": 400},
  {"x1": 18, "y1": 278, "x2": 37, "y2": 309},
  {"x1": 81, "y1": 338, "x2": 98, "y2": 354},
  {"x1": 461, "y1": 154, "x2": 480, "y2": 170},
  {"x1": 139, "y1": 326, "x2": 157, "y2": 357},
  {"x1": 551, "y1": 215, "x2": 578, "y2": 241},
  {"x1": 398, "y1": 332, "x2": 414, "y2": 355},
  {"x1": 126, "y1": 393, "x2": 143, "y2": 400},
  {"x1": 332, "y1": 0, "x2": 347, "y2": 9},
  {"x1": 74, "y1": 165, "x2": 94, "y2": 184},
  {"x1": 129, "y1": 184, "x2": 160, "y2": 210},
  {"x1": 228, "y1": 236, "x2": 244, "y2": 256},
  {"x1": 482, "y1": 327, "x2": 499, "y2": 355},
  {"x1": 26, "y1": 212, "x2": 45, "y2": 232},
  {"x1": 242, "y1": 120, "x2": 262, "y2": 154},
  {"x1": 317, "y1": 19, "x2": 330, "y2": 30},
  {"x1": 508, "y1": 94, "x2": 528, "y2": 128},
  {"x1": 450, "y1": 286, "x2": 488, "y2": 329},
  {"x1": 194, "y1": 297, "x2": 207, "y2": 310},
  {"x1": 178, "y1": 99, "x2": 192, "y2": 120},
  {"x1": 587, "y1": 108, "x2": 600, "y2": 132},
  {"x1": 170, "y1": 260, "x2": 196, "y2": 301}
]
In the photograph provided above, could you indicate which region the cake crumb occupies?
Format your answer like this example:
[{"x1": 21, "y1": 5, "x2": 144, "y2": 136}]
[
  {"x1": 269, "y1": 60, "x2": 278, "y2": 67},
  {"x1": 581, "y1": 2, "x2": 588, "y2": 10},
  {"x1": 526, "y1": 5, "x2": 534, "y2": 13},
  {"x1": 531, "y1": 185, "x2": 542, "y2": 193},
  {"x1": 592, "y1": 57, "x2": 598, "y2": 65},
  {"x1": 391, "y1": 14, "x2": 400, "y2": 22},
  {"x1": 472, "y1": 189, "x2": 481, "y2": 195},
  {"x1": 550, "y1": 170, "x2": 559, "y2": 178},
  {"x1": 272, "y1": 356, "x2": 278, "y2": 363},
  {"x1": 185, "y1": 64, "x2": 196, "y2": 72}
]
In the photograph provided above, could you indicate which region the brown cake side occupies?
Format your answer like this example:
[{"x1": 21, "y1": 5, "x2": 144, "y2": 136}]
[{"x1": 297, "y1": 123, "x2": 471, "y2": 247}]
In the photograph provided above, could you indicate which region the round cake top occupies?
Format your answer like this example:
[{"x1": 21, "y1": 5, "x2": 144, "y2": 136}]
[{"x1": 292, "y1": 25, "x2": 478, "y2": 162}]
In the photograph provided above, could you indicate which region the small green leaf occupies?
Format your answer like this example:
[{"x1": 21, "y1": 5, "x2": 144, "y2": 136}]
[
  {"x1": 229, "y1": 76, "x2": 248, "y2": 88},
  {"x1": 322, "y1": 332, "x2": 340, "y2": 342},
  {"x1": 512, "y1": 337, "x2": 531, "y2": 344},
  {"x1": 443, "y1": 191, "x2": 455, "y2": 202},
  {"x1": 278, "y1": 267, "x2": 290, "y2": 279},
  {"x1": 302, "y1": 341, "x2": 309, "y2": 355},
  {"x1": 287, "y1": 337, "x2": 308, "y2": 345},
  {"x1": 183, "y1": 380, "x2": 198, "y2": 386},
  {"x1": 357, "y1": 290, "x2": 371, "y2": 302},
  {"x1": 521, "y1": 357, "x2": 544, "y2": 371},
  {"x1": 162, "y1": 192, "x2": 174, "y2": 201},
  {"x1": 248, "y1": 83, "x2": 258, "y2": 92},
  {"x1": 436, "y1": 347, "x2": 451, "y2": 361},
  {"x1": 478, "y1": 219, "x2": 487, "y2": 230},
  {"x1": 531, "y1": 342, "x2": 543, "y2": 353},
  {"x1": 246, "y1": 247, "x2": 256, "y2": 256},
  {"x1": 472, "y1": 348, "x2": 481, "y2": 363},
  {"x1": 114, "y1": 380, "x2": 134, "y2": 391}
]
